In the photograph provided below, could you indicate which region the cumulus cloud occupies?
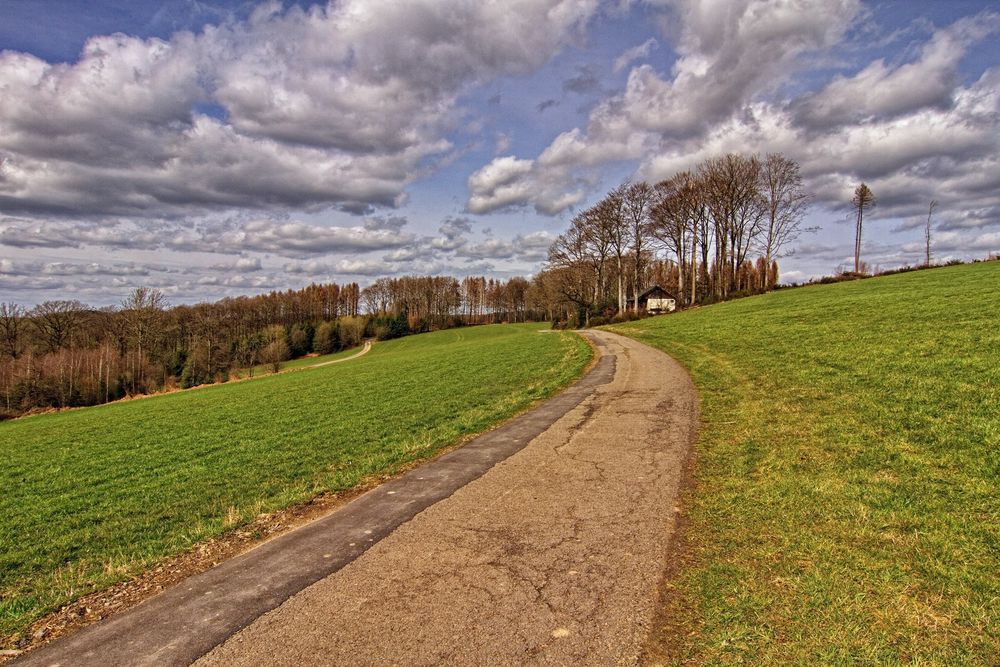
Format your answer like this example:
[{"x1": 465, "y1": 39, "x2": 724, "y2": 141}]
[
  {"x1": 215, "y1": 219, "x2": 415, "y2": 257},
  {"x1": 467, "y1": 1, "x2": 1000, "y2": 243},
  {"x1": 0, "y1": 215, "x2": 416, "y2": 258},
  {"x1": 363, "y1": 215, "x2": 409, "y2": 232},
  {"x1": 432, "y1": 216, "x2": 474, "y2": 251},
  {"x1": 466, "y1": 0, "x2": 861, "y2": 214},
  {"x1": 791, "y1": 12, "x2": 1000, "y2": 128},
  {"x1": 210, "y1": 257, "x2": 263, "y2": 272},
  {"x1": 639, "y1": 63, "x2": 1000, "y2": 208},
  {"x1": 0, "y1": 0, "x2": 600, "y2": 218},
  {"x1": 0, "y1": 258, "x2": 161, "y2": 277},
  {"x1": 0, "y1": 218, "x2": 171, "y2": 250},
  {"x1": 455, "y1": 230, "x2": 557, "y2": 262},
  {"x1": 459, "y1": 238, "x2": 516, "y2": 260},
  {"x1": 466, "y1": 157, "x2": 538, "y2": 213}
]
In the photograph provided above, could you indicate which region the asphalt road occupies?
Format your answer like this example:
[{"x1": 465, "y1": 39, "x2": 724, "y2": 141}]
[
  {"x1": 198, "y1": 330, "x2": 698, "y2": 666},
  {"x1": 16, "y1": 329, "x2": 698, "y2": 666}
]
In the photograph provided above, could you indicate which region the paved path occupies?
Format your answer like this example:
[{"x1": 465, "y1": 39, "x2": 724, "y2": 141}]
[
  {"x1": 199, "y1": 330, "x2": 697, "y2": 666},
  {"x1": 15, "y1": 330, "x2": 697, "y2": 667}
]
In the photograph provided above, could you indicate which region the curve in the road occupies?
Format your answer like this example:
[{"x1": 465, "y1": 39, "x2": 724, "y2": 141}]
[{"x1": 14, "y1": 332, "x2": 623, "y2": 667}]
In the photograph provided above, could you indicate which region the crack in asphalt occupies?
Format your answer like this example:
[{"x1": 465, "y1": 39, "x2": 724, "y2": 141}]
[
  {"x1": 193, "y1": 330, "x2": 698, "y2": 666},
  {"x1": 18, "y1": 330, "x2": 698, "y2": 667}
]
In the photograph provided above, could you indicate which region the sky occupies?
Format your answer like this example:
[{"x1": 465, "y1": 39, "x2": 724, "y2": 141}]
[{"x1": 1, "y1": 0, "x2": 998, "y2": 307}]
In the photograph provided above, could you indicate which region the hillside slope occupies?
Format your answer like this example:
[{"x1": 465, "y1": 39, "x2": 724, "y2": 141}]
[
  {"x1": 0, "y1": 324, "x2": 591, "y2": 646},
  {"x1": 609, "y1": 261, "x2": 1000, "y2": 664}
]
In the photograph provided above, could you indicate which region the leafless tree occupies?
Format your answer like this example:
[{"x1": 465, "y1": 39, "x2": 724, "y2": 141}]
[
  {"x1": 701, "y1": 154, "x2": 765, "y2": 296},
  {"x1": 623, "y1": 181, "x2": 656, "y2": 310},
  {"x1": 925, "y1": 199, "x2": 938, "y2": 267},
  {"x1": 120, "y1": 287, "x2": 167, "y2": 391},
  {"x1": 576, "y1": 206, "x2": 614, "y2": 305},
  {"x1": 599, "y1": 183, "x2": 631, "y2": 313},
  {"x1": 852, "y1": 183, "x2": 876, "y2": 274},
  {"x1": 30, "y1": 300, "x2": 86, "y2": 352},
  {"x1": 0, "y1": 302, "x2": 23, "y2": 358},
  {"x1": 548, "y1": 221, "x2": 598, "y2": 325},
  {"x1": 759, "y1": 153, "x2": 812, "y2": 289},
  {"x1": 651, "y1": 172, "x2": 701, "y2": 306}
]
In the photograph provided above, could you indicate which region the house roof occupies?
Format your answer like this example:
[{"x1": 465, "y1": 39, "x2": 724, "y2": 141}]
[{"x1": 637, "y1": 285, "x2": 677, "y2": 300}]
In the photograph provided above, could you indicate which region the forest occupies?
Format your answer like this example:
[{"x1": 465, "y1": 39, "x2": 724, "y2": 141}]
[{"x1": 0, "y1": 276, "x2": 541, "y2": 418}]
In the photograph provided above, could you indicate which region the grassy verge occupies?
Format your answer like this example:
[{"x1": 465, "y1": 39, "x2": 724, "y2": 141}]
[
  {"x1": 608, "y1": 261, "x2": 1000, "y2": 664},
  {"x1": 0, "y1": 323, "x2": 590, "y2": 644}
]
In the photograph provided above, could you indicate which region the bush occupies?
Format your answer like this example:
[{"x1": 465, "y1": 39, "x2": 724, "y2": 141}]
[
  {"x1": 338, "y1": 316, "x2": 366, "y2": 349},
  {"x1": 369, "y1": 312, "x2": 409, "y2": 341},
  {"x1": 180, "y1": 348, "x2": 213, "y2": 388},
  {"x1": 313, "y1": 321, "x2": 339, "y2": 355},
  {"x1": 286, "y1": 324, "x2": 313, "y2": 358},
  {"x1": 260, "y1": 338, "x2": 290, "y2": 374}
]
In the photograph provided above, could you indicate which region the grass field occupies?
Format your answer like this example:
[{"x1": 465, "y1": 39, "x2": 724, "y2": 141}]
[
  {"x1": 609, "y1": 261, "x2": 1000, "y2": 664},
  {"x1": 0, "y1": 324, "x2": 591, "y2": 644}
]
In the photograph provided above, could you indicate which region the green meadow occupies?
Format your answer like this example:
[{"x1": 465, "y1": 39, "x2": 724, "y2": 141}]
[
  {"x1": 609, "y1": 261, "x2": 1000, "y2": 664},
  {"x1": 0, "y1": 324, "x2": 590, "y2": 644}
]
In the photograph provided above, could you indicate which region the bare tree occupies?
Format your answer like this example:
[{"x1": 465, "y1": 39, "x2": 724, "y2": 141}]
[
  {"x1": 599, "y1": 183, "x2": 630, "y2": 313},
  {"x1": 852, "y1": 183, "x2": 875, "y2": 274},
  {"x1": 0, "y1": 302, "x2": 23, "y2": 358},
  {"x1": 623, "y1": 181, "x2": 656, "y2": 311},
  {"x1": 701, "y1": 154, "x2": 765, "y2": 296},
  {"x1": 31, "y1": 300, "x2": 86, "y2": 352},
  {"x1": 122, "y1": 287, "x2": 168, "y2": 391},
  {"x1": 651, "y1": 172, "x2": 701, "y2": 306},
  {"x1": 759, "y1": 153, "x2": 812, "y2": 289},
  {"x1": 547, "y1": 222, "x2": 598, "y2": 325},
  {"x1": 925, "y1": 199, "x2": 938, "y2": 267},
  {"x1": 577, "y1": 206, "x2": 614, "y2": 306}
]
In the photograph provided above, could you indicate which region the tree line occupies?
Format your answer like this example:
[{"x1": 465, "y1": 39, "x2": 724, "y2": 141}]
[
  {"x1": 540, "y1": 152, "x2": 812, "y2": 325},
  {"x1": 0, "y1": 275, "x2": 541, "y2": 418}
]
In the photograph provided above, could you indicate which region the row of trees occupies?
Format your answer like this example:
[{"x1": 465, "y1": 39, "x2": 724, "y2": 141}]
[
  {"x1": 543, "y1": 152, "x2": 812, "y2": 323},
  {"x1": 0, "y1": 274, "x2": 541, "y2": 418},
  {"x1": 359, "y1": 275, "x2": 533, "y2": 328}
]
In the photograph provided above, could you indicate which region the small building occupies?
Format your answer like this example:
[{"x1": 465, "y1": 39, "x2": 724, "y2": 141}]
[{"x1": 637, "y1": 285, "x2": 677, "y2": 314}]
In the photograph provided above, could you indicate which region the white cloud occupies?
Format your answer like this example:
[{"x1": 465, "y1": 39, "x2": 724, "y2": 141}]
[
  {"x1": 613, "y1": 37, "x2": 657, "y2": 73},
  {"x1": 792, "y1": 12, "x2": 1000, "y2": 128},
  {"x1": 0, "y1": 0, "x2": 601, "y2": 218},
  {"x1": 466, "y1": 0, "x2": 862, "y2": 214},
  {"x1": 466, "y1": 156, "x2": 537, "y2": 213},
  {"x1": 210, "y1": 257, "x2": 263, "y2": 272},
  {"x1": 467, "y1": 3, "x2": 1000, "y2": 244}
]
